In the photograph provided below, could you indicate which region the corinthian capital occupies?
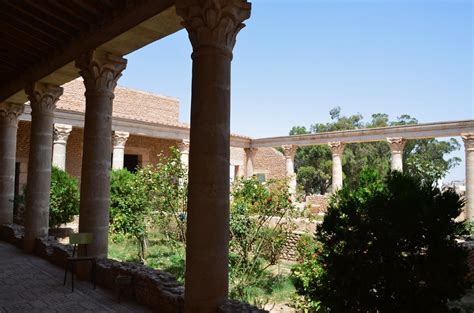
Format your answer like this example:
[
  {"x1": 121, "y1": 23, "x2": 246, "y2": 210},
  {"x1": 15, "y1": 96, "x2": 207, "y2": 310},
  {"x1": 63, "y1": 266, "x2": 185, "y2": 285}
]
[
  {"x1": 462, "y1": 133, "x2": 474, "y2": 151},
  {"x1": 113, "y1": 131, "x2": 130, "y2": 149},
  {"x1": 25, "y1": 83, "x2": 63, "y2": 114},
  {"x1": 76, "y1": 50, "x2": 127, "y2": 97},
  {"x1": 176, "y1": 0, "x2": 251, "y2": 55},
  {"x1": 282, "y1": 144, "x2": 298, "y2": 160},
  {"x1": 387, "y1": 137, "x2": 406, "y2": 154},
  {"x1": 244, "y1": 147, "x2": 257, "y2": 159},
  {"x1": 53, "y1": 124, "x2": 73, "y2": 144},
  {"x1": 328, "y1": 141, "x2": 345, "y2": 156},
  {"x1": 0, "y1": 102, "x2": 25, "y2": 127},
  {"x1": 177, "y1": 139, "x2": 190, "y2": 154}
]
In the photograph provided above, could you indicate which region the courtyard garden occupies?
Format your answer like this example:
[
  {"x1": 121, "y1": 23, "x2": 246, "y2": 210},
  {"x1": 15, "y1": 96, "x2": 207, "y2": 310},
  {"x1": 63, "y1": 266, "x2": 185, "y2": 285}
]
[
  {"x1": 105, "y1": 147, "x2": 474, "y2": 311},
  {"x1": 30, "y1": 145, "x2": 473, "y2": 311}
]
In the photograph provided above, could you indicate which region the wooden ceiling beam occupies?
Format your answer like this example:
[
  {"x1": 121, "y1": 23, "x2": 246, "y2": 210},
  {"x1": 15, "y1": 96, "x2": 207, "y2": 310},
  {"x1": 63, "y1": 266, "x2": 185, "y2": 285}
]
[
  {"x1": 0, "y1": 0, "x2": 176, "y2": 102},
  {"x1": 48, "y1": 1, "x2": 96, "y2": 27},
  {"x1": 5, "y1": 1, "x2": 74, "y2": 37},
  {"x1": 0, "y1": 20, "x2": 57, "y2": 50},
  {"x1": 0, "y1": 10, "x2": 65, "y2": 44},
  {"x1": 24, "y1": 1, "x2": 82, "y2": 33}
]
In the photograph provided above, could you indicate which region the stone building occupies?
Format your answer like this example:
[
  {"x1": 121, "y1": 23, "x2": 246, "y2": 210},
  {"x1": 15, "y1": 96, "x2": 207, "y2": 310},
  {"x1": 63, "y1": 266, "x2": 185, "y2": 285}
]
[
  {"x1": 14, "y1": 78, "x2": 287, "y2": 195},
  {"x1": 0, "y1": 2, "x2": 473, "y2": 312}
]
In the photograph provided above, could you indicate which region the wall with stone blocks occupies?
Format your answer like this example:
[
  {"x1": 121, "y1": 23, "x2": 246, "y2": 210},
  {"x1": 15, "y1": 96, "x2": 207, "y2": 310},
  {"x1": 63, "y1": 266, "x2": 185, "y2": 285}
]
[
  {"x1": 253, "y1": 147, "x2": 287, "y2": 180},
  {"x1": 16, "y1": 121, "x2": 180, "y2": 181},
  {"x1": 59, "y1": 78, "x2": 181, "y2": 126},
  {"x1": 305, "y1": 194, "x2": 329, "y2": 214},
  {"x1": 16, "y1": 121, "x2": 287, "y2": 183}
]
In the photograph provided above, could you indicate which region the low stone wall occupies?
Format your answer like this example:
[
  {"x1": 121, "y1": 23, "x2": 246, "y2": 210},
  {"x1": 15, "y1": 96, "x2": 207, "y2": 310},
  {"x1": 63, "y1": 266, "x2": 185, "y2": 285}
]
[
  {"x1": 281, "y1": 232, "x2": 303, "y2": 261},
  {"x1": 0, "y1": 223, "x2": 24, "y2": 248},
  {"x1": 219, "y1": 299, "x2": 267, "y2": 313},
  {"x1": 463, "y1": 241, "x2": 474, "y2": 282},
  {"x1": 0, "y1": 224, "x2": 267, "y2": 313},
  {"x1": 96, "y1": 258, "x2": 184, "y2": 312},
  {"x1": 305, "y1": 194, "x2": 329, "y2": 214}
]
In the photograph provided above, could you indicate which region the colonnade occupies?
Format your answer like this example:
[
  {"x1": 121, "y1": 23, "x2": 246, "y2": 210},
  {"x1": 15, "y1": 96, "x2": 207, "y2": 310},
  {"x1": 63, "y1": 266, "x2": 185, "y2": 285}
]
[
  {"x1": 0, "y1": 1, "x2": 250, "y2": 310},
  {"x1": 0, "y1": 1, "x2": 471, "y2": 311},
  {"x1": 242, "y1": 136, "x2": 474, "y2": 221}
]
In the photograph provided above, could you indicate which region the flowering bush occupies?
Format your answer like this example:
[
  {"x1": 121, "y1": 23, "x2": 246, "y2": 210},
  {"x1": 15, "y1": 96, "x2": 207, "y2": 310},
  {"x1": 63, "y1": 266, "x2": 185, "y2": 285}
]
[{"x1": 229, "y1": 177, "x2": 296, "y2": 302}]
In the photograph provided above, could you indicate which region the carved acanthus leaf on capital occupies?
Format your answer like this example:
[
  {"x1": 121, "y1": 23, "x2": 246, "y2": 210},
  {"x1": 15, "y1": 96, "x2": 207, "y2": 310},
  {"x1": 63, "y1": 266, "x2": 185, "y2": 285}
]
[
  {"x1": 113, "y1": 131, "x2": 130, "y2": 148},
  {"x1": 462, "y1": 133, "x2": 474, "y2": 151},
  {"x1": 176, "y1": 0, "x2": 251, "y2": 55},
  {"x1": 25, "y1": 83, "x2": 63, "y2": 113},
  {"x1": 328, "y1": 141, "x2": 345, "y2": 156},
  {"x1": 282, "y1": 145, "x2": 298, "y2": 159},
  {"x1": 53, "y1": 124, "x2": 73, "y2": 143},
  {"x1": 76, "y1": 51, "x2": 127, "y2": 97},
  {"x1": 386, "y1": 137, "x2": 406, "y2": 153},
  {"x1": 0, "y1": 102, "x2": 25, "y2": 126},
  {"x1": 177, "y1": 139, "x2": 190, "y2": 154}
]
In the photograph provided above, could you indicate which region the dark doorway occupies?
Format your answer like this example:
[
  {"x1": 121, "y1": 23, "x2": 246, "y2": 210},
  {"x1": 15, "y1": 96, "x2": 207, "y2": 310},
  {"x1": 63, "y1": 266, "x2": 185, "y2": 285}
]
[
  {"x1": 124, "y1": 154, "x2": 139, "y2": 173},
  {"x1": 14, "y1": 162, "x2": 20, "y2": 199}
]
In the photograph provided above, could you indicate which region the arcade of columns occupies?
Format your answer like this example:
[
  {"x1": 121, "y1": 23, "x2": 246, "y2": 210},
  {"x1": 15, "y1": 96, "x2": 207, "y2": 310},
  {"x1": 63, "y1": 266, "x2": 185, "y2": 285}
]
[{"x1": 0, "y1": 1, "x2": 472, "y2": 311}]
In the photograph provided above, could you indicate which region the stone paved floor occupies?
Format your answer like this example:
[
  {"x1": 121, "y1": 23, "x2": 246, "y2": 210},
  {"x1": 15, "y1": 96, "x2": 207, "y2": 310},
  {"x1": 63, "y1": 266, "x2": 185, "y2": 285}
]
[{"x1": 0, "y1": 241, "x2": 151, "y2": 313}]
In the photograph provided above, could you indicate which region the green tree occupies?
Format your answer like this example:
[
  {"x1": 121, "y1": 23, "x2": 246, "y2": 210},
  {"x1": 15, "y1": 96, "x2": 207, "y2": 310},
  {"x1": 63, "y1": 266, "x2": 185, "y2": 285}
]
[
  {"x1": 109, "y1": 147, "x2": 188, "y2": 262},
  {"x1": 49, "y1": 166, "x2": 80, "y2": 229},
  {"x1": 292, "y1": 107, "x2": 460, "y2": 193},
  {"x1": 109, "y1": 169, "x2": 150, "y2": 261},
  {"x1": 292, "y1": 170, "x2": 471, "y2": 312}
]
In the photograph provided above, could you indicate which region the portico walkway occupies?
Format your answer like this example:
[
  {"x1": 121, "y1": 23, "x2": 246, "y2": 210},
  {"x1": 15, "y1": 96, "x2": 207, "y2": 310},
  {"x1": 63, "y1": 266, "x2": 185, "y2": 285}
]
[{"x1": 0, "y1": 241, "x2": 150, "y2": 313}]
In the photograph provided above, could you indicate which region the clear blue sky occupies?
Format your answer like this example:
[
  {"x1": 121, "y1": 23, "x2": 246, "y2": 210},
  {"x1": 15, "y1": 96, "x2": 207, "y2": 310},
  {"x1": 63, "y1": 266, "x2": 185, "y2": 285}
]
[{"x1": 120, "y1": 0, "x2": 473, "y2": 182}]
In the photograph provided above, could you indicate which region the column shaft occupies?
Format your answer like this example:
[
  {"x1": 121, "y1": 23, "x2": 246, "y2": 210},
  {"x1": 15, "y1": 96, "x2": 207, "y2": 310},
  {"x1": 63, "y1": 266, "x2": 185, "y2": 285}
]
[
  {"x1": 52, "y1": 124, "x2": 72, "y2": 170},
  {"x1": 387, "y1": 137, "x2": 406, "y2": 172},
  {"x1": 244, "y1": 147, "x2": 257, "y2": 177},
  {"x1": 112, "y1": 131, "x2": 129, "y2": 170},
  {"x1": 177, "y1": 139, "x2": 190, "y2": 168},
  {"x1": 463, "y1": 134, "x2": 474, "y2": 220},
  {"x1": 185, "y1": 49, "x2": 231, "y2": 312},
  {"x1": 282, "y1": 145, "x2": 297, "y2": 194},
  {"x1": 24, "y1": 83, "x2": 63, "y2": 252},
  {"x1": 0, "y1": 103, "x2": 24, "y2": 224},
  {"x1": 76, "y1": 51, "x2": 126, "y2": 258},
  {"x1": 329, "y1": 141, "x2": 345, "y2": 193},
  {"x1": 176, "y1": 1, "x2": 251, "y2": 312}
]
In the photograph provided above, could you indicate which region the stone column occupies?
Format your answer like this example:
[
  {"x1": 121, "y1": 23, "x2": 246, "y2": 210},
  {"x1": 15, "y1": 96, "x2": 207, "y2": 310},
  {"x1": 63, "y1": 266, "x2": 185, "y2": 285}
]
[
  {"x1": 76, "y1": 51, "x2": 127, "y2": 258},
  {"x1": 52, "y1": 124, "x2": 72, "y2": 170},
  {"x1": 0, "y1": 103, "x2": 25, "y2": 225},
  {"x1": 112, "y1": 131, "x2": 129, "y2": 170},
  {"x1": 24, "y1": 83, "x2": 63, "y2": 252},
  {"x1": 282, "y1": 145, "x2": 298, "y2": 194},
  {"x1": 177, "y1": 139, "x2": 190, "y2": 168},
  {"x1": 176, "y1": 1, "x2": 251, "y2": 312},
  {"x1": 387, "y1": 137, "x2": 406, "y2": 172},
  {"x1": 462, "y1": 134, "x2": 474, "y2": 221},
  {"x1": 328, "y1": 141, "x2": 345, "y2": 193},
  {"x1": 244, "y1": 147, "x2": 257, "y2": 177}
]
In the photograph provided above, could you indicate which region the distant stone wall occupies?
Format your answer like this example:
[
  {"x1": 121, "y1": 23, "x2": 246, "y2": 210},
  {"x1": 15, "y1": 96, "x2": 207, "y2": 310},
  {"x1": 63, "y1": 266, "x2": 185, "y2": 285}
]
[
  {"x1": 306, "y1": 194, "x2": 329, "y2": 214},
  {"x1": 254, "y1": 147, "x2": 286, "y2": 180},
  {"x1": 281, "y1": 232, "x2": 303, "y2": 261},
  {"x1": 15, "y1": 121, "x2": 179, "y2": 182}
]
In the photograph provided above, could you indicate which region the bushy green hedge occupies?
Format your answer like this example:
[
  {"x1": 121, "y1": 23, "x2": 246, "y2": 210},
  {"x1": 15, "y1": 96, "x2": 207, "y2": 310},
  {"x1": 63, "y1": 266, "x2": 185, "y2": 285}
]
[
  {"x1": 49, "y1": 166, "x2": 80, "y2": 228},
  {"x1": 292, "y1": 170, "x2": 471, "y2": 312}
]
